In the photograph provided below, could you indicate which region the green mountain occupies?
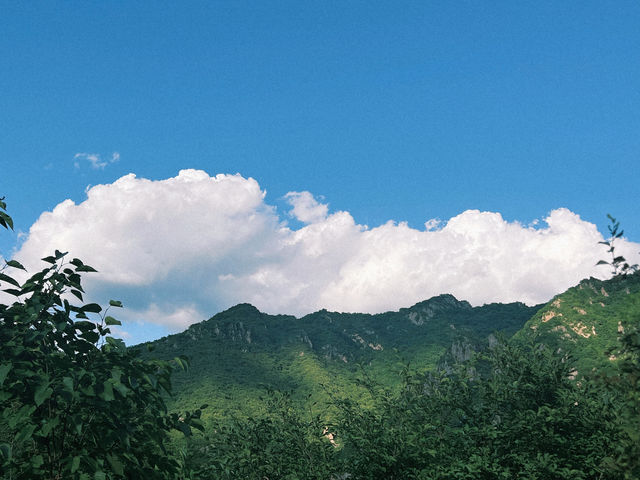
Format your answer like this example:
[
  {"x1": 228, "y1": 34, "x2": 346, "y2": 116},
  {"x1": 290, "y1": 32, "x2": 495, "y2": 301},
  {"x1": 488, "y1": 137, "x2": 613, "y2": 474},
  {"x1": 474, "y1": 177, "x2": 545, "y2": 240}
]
[
  {"x1": 140, "y1": 295, "x2": 541, "y2": 421},
  {"x1": 514, "y1": 271, "x2": 640, "y2": 377},
  {"x1": 142, "y1": 272, "x2": 640, "y2": 425}
]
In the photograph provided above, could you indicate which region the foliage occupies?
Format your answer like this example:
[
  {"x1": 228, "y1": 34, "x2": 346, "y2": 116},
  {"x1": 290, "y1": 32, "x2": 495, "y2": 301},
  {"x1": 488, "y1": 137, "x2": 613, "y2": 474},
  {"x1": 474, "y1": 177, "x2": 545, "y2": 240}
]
[
  {"x1": 333, "y1": 341, "x2": 620, "y2": 480},
  {"x1": 184, "y1": 390, "x2": 338, "y2": 480},
  {"x1": 147, "y1": 298, "x2": 540, "y2": 425},
  {"x1": 0, "y1": 198, "x2": 202, "y2": 479},
  {"x1": 597, "y1": 313, "x2": 640, "y2": 479},
  {"x1": 597, "y1": 214, "x2": 638, "y2": 275},
  {"x1": 177, "y1": 339, "x2": 624, "y2": 479},
  {"x1": 515, "y1": 271, "x2": 640, "y2": 375},
  {"x1": 592, "y1": 213, "x2": 640, "y2": 478}
]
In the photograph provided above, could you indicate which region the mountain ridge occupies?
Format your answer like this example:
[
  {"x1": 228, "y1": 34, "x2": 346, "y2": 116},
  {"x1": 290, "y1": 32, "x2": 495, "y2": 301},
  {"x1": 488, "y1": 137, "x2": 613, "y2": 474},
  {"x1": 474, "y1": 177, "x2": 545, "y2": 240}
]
[
  {"x1": 141, "y1": 292, "x2": 542, "y2": 419},
  {"x1": 138, "y1": 272, "x2": 640, "y2": 433}
]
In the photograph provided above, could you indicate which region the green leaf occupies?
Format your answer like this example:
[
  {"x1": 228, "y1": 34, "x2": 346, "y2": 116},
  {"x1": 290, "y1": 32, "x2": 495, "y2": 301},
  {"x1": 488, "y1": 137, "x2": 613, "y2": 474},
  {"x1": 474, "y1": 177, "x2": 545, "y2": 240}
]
[
  {"x1": 75, "y1": 320, "x2": 98, "y2": 330},
  {"x1": 63, "y1": 376, "x2": 74, "y2": 392},
  {"x1": 114, "y1": 381, "x2": 129, "y2": 397},
  {"x1": 0, "y1": 272, "x2": 20, "y2": 287},
  {"x1": 105, "y1": 336, "x2": 126, "y2": 351},
  {"x1": 39, "y1": 417, "x2": 60, "y2": 436},
  {"x1": 174, "y1": 356, "x2": 188, "y2": 371},
  {"x1": 80, "y1": 384, "x2": 96, "y2": 396},
  {"x1": 0, "y1": 443, "x2": 11, "y2": 461},
  {"x1": 71, "y1": 455, "x2": 81, "y2": 473},
  {"x1": 76, "y1": 264, "x2": 98, "y2": 272},
  {"x1": 0, "y1": 211, "x2": 14, "y2": 230},
  {"x1": 109, "y1": 299, "x2": 123, "y2": 307},
  {"x1": 82, "y1": 330, "x2": 100, "y2": 344},
  {"x1": 191, "y1": 418, "x2": 205, "y2": 431},
  {"x1": 70, "y1": 258, "x2": 84, "y2": 267},
  {"x1": 34, "y1": 383, "x2": 53, "y2": 406},
  {"x1": 5, "y1": 259, "x2": 26, "y2": 270},
  {"x1": 70, "y1": 414, "x2": 84, "y2": 435},
  {"x1": 106, "y1": 454, "x2": 125, "y2": 476},
  {"x1": 15, "y1": 424, "x2": 36, "y2": 444},
  {"x1": 70, "y1": 289, "x2": 84, "y2": 301},
  {"x1": 105, "y1": 316, "x2": 121, "y2": 326},
  {"x1": 41, "y1": 255, "x2": 57, "y2": 264},
  {"x1": 82, "y1": 303, "x2": 102, "y2": 313},
  {"x1": 102, "y1": 381, "x2": 114, "y2": 401},
  {"x1": 0, "y1": 362, "x2": 12, "y2": 386},
  {"x1": 3, "y1": 288, "x2": 22, "y2": 296},
  {"x1": 9, "y1": 405, "x2": 36, "y2": 428},
  {"x1": 143, "y1": 373, "x2": 158, "y2": 388},
  {"x1": 176, "y1": 421, "x2": 192, "y2": 437}
]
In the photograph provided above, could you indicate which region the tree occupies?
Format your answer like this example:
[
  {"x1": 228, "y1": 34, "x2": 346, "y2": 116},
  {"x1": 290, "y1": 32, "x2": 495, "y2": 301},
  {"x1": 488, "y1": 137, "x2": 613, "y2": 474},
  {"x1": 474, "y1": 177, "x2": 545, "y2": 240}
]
[
  {"x1": 594, "y1": 214, "x2": 640, "y2": 478},
  {"x1": 608, "y1": 314, "x2": 640, "y2": 478},
  {"x1": 597, "y1": 300, "x2": 640, "y2": 479},
  {"x1": 333, "y1": 341, "x2": 620, "y2": 479},
  {"x1": 187, "y1": 390, "x2": 337, "y2": 480},
  {"x1": 0, "y1": 197, "x2": 203, "y2": 479}
]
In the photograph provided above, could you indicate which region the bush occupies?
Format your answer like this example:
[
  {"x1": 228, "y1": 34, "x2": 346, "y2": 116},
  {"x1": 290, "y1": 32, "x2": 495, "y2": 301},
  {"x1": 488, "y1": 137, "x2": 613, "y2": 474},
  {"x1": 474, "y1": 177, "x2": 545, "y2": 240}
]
[{"x1": 0, "y1": 197, "x2": 202, "y2": 479}]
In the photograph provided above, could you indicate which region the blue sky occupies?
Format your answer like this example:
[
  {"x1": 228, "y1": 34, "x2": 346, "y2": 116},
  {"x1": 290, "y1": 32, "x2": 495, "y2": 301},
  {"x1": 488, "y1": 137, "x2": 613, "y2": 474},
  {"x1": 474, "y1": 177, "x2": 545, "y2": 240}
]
[{"x1": 1, "y1": 2, "x2": 639, "y2": 344}]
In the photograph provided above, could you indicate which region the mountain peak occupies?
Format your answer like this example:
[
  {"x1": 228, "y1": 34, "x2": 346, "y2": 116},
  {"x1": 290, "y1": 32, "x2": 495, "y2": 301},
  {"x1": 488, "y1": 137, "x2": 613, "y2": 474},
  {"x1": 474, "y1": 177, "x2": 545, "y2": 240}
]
[
  {"x1": 401, "y1": 294, "x2": 472, "y2": 325},
  {"x1": 224, "y1": 303, "x2": 262, "y2": 315},
  {"x1": 407, "y1": 294, "x2": 472, "y2": 311}
]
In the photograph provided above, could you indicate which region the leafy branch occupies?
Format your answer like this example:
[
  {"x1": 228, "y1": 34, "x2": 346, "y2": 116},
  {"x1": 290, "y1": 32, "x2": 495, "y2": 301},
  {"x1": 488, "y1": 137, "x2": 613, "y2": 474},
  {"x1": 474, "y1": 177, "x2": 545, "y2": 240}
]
[
  {"x1": 0, "y1": 197, "x2": 202, "y2": 479},
  {"x1": 597, "y1": 214, "x2": 638, "y2": 276}
]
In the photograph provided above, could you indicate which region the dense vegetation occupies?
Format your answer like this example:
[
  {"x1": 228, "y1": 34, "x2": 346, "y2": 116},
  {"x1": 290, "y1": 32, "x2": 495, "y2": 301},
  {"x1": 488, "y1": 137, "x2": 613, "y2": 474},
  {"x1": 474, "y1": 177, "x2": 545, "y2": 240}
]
[
  {"x1": 1, "y1": 197, "x2": 639, "y2": 479},
  {"x1": 179, "y1": 329, "x2": 638, "y2": 479},
  {"x1": 146, "y1": 298, "x2": 540, "y2": 422}
]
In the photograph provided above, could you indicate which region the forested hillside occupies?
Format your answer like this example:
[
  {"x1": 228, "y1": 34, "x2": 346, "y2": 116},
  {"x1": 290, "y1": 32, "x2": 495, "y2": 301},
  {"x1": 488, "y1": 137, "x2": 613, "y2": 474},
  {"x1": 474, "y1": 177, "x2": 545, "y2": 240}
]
[
  {"x1": 143, "y1": 296, "x2": 540, "y2": 420},
  {"x1": 160, "y1": 273, "x2": 640, "y2": 479},
  {"x1": 516, "y1": 272, "x2": 640, "y2": 375}
]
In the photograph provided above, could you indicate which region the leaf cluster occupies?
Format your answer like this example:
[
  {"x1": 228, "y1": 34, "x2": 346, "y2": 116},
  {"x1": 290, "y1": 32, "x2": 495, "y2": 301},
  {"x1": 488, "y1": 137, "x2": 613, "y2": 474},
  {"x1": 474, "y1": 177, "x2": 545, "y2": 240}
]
[
  {"x1": 0, "y1": 199, "x2": 203, "y2": 479},
  {"x1": 597, "y1": 214, "x2": 639, "y2": 275}
]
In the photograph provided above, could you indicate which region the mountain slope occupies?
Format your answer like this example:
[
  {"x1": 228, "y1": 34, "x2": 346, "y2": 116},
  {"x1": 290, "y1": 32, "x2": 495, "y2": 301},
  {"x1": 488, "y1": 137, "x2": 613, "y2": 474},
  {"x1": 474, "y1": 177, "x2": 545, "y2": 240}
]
[
  {"x1": 514, "y1": 271, "x2": 640, "y2": 376},
  {"x1": 140, "y1": 295, "x2": 541, "y2": 420}
]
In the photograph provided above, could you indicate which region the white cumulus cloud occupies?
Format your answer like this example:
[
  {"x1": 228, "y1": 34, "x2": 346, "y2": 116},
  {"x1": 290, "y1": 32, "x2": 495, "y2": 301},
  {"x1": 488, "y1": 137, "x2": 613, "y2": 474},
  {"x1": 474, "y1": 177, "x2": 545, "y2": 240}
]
[
  {"x1": 9, "y1": 169, "x2": 640, "y2": 342},
  {"x1": 285, "y1": 191, "x2": 328, "y2": 224}
]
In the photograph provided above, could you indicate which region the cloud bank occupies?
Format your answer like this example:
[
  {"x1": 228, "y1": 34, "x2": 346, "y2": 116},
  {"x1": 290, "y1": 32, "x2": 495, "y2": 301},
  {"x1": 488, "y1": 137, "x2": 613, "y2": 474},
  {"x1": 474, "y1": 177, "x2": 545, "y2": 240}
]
[{"x1": 10, "y1": 170, "x2": 640, "y2": 338}]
